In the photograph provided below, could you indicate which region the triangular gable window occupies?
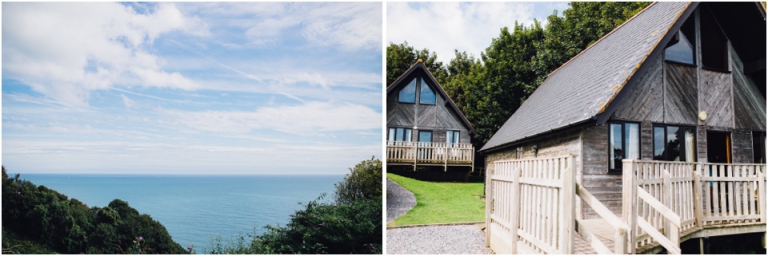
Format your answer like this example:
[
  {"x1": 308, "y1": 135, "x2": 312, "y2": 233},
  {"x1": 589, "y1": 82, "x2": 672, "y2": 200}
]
[{"x1": 665, "y1": 14, "x2": 696, "y2": 65}]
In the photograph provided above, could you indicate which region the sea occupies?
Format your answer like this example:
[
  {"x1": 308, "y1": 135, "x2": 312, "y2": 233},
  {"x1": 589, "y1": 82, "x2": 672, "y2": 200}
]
[{"x1": 16, "y1": 173, "x2": 343, "y2": 253}]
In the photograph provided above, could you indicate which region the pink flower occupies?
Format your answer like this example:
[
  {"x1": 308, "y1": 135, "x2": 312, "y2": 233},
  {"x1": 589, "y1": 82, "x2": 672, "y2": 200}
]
[{"x1": 138, "y1": 236, "x2": 144, "y2": 242}]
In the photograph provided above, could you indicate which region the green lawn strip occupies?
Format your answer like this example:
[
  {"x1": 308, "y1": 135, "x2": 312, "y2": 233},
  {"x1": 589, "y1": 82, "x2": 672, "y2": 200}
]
[{"x1": 387, "y1": 173, "x2": 485, "y2": 226}]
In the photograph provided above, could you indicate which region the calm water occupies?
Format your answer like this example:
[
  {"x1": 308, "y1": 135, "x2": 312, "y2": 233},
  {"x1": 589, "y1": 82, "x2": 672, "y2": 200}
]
[{"x1": 17, "y1": 174, "x2": 342, "y2": 253}]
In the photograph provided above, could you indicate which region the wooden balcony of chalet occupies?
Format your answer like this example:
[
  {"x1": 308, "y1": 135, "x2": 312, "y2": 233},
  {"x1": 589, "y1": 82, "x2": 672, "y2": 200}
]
[{"x1": 386, "y1": 141, "x2": 474, "y2": 172}]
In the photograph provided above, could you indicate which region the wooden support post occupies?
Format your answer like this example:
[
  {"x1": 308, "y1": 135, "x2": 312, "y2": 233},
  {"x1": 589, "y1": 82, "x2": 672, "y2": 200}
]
[
  {"x1": 510, "y1": 166, "x2": 521, "y2": 254},
  {"x1": 560, "y1": 156, "x2": 575, "y2": 254},
  {"x1": 622, "y1": 159, "x2": 637, "y2": 254},
  {"x1": 485, "y1": 163, "x2": 492, "y2": 246},
  {"x1": 693, "y1": 169, "x2": 704, "y2": 229},
  {"x1": 413, "y1": 143, "x2": 418, "y2": 172},
  {"x1": 614, "y1": 228, "x2": 626, "y2": 254},
  {"x1": 663, "y1": 169, "x2": 680, "y2": 249},
  {"x1": 759, "y1": 171, "x2": 766, "y2": 224},
  {"x1": 699, "y1": 237, "x2": 704, "y2": 254}
]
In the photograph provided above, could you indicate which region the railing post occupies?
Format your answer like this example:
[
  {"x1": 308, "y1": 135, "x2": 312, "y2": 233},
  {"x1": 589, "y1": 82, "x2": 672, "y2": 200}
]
[
  {"x1": 413, "y1": 142, "x2": 418, "y2": 172},
  {"x1": 622, "y1": 159, "x2": 637, "y2": 254},
  {"x1": 693, "y1": 164, "x2": 704, "y2": 230},
  {"x1": 560, "y1": 156, "x2": 575, "y2": 254},
  {"x1": 485, "y1": 162, "x2": 493, "y2": 246},
  {"x1": 510, "y1": 166, "x2": 521, "y2": 254},
  {"x1": 663, "y1": 169, "x2": 680, "y2": 248},
  {"x1": 615, "y1": 228, "x2": 627, "y2": 254},
  {"x1": 759, "y1": 169, "x2": 766, "y2": 224}
]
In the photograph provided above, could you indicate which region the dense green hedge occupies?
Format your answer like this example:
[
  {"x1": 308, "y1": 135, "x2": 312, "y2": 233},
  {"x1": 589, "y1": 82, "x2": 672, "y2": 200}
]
[{"x1": 2, "y1": 167, "x2": 187, "y2": 254}]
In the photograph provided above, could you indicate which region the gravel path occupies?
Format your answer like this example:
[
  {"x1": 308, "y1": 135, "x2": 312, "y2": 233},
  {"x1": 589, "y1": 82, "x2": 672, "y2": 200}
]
[
  {"x1": 386, "y1": 179, "x2": 416, "y2": 223},
  {"x1": 386, "y1": 224, "x2": 492, "y2": 254}
]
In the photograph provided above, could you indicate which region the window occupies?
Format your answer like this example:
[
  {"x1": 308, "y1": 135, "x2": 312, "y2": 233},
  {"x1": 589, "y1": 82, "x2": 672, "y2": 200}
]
[
  {"x1": 665, "y1": 15, "x2": 696, "y2": 65},
  {"x1": 419, "y1": 83, "x2": 436, "y2": 105},
  {"x1": 701, "y1": 5, "x2": 729, "y2": 71},
  {"x1": 388, "y1": 127, "x2": 412, "y2": 142},
  {"x1": 418, "y1": 130, "x2": 432, "y2": 143},
  {"x1": 446, "y1": 131, "x2": 460, "y2": 144},
  {"x1": 398, "y1": 78, "x2": 416, "y2": 103},
  {"x1": 653, "y1": 125, "x2": 696, "y2": 162},
  {"x1": 609, "y1": 122, "x2": 640, "y2": 172},
  {"x1": 754, "y1": 131, "x2": 766, "y2": 164}
]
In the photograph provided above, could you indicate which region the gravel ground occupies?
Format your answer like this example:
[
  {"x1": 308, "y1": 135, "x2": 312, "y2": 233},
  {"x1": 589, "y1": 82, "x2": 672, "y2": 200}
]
[
  {"x1": 386, "y1": 224, "x2": 493, "y2": 254},
  {"x1": 386, "y1": 179, "x2": 416, "y2": 223}
]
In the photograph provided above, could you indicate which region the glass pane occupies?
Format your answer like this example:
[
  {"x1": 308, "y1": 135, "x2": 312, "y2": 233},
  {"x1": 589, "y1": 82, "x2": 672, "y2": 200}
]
[
  {"x1": 419, "y1": 82, "x2": 436, "y2": 104},
  {"x1": 625, "y1": 123, "x2": 640, "y2": 160},
  {"x1": 684, "y1": 128, "x2": 695, "y2": 162},
  {"x1": 395, "y1": 128, "x2": 404, "y2": 142},
  {"x1": 399, "y1": 78, "x2": 416, "y2": 103},
  {"x1": 454, "y1": 131, "x2": 460, "y2": 144},
  {"x1": 654, "y1": 127, "x2": 665, "y2": 160},
  {"x1": 446, "y1": 131, "x2": 453, "y2": 144},
  {"x1": 701, "y1": 5, "x2": 728, "y2": 70},
  {"x1": 610, "y1": 123, "x2": 623, "y2": 169},
  {"x1": 405, "y1": 129, "x2": 412, "y2": 142},
  {"x1": 664, "y1": 15, "x2": 696, "y2": 64},
  {"x1": 418, "y1": 131, "x2": 432, "y2": 143},
  {"x1": 667, "y1": 126, "x2": 680, "y2": 161},
  {"x1": 388, "y1": 128, "x2": 396, "y2": 141}
]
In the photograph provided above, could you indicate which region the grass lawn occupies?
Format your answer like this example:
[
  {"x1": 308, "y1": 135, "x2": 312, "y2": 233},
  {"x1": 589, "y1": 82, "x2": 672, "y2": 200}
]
[{"x1": 387, "y1": 173, "x2": 485, "y2": 226}]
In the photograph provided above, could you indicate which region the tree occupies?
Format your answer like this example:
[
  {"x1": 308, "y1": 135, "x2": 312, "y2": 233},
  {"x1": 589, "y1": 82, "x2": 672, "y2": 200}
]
[
  {"x1": 334, "y1": 157, "x2": 382, "y2": 205},
  {"x1": 386, "y1": 41, "x2": 447, "y2": 86}
]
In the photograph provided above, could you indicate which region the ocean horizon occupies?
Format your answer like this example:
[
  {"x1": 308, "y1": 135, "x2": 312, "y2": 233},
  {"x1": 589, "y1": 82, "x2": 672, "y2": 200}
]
[{"x1": 14, "y1": 173, "x2": 344, "y2": 253}]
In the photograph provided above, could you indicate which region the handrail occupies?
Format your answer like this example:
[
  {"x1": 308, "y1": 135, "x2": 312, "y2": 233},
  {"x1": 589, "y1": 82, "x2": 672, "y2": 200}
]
[
  {"x1": 636, "y1": 187, "x2": 682, "y2": 228},
  {"x1": 576, "y1": 183, "x2": 628, "y2": 254}
]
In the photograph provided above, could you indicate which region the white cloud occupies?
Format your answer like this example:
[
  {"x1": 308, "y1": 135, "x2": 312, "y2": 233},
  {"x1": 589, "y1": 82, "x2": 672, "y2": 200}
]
[
  {"x1": 121, "y1": 94, "x2": 136, "y2": 109},
  {"x1": 387, "y1": 2, "x2": 565, "y2": 63},
  {"x1": 2, "y1": 3, "x2": 208, "y2": 106},
  {"x1": 165, "y1": 101, "x2": 381, "y2": 135}
]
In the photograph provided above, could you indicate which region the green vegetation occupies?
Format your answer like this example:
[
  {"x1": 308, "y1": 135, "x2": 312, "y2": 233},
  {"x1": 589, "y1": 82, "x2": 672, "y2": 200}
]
[
  {"x1": 1, "y1": 167, "x2": 188, "y2": 254},
  {"x1": 206, "y1": 158, "x2": 382, "y2": 254},
  {"x1": 387, "y1": 2, "x2": 651, "y2": 147},
  {"x1": 387, "y1": 173, "x2": 484, "y2": 226}
]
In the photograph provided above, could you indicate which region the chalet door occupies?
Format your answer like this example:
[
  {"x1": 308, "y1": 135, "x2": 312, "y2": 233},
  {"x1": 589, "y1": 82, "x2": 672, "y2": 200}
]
[
  {"x1": 417, "y1": 131, "x2": 432, "y2": 160},
  {"x1": 706, "y1": 131, "x2": 731, "y2": 163}
]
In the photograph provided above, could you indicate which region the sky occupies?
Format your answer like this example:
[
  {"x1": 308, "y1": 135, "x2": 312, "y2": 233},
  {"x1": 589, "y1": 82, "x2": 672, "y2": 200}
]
[
  {"x1": 2, "y1": 2, "x2": 383, "y2": 175},
  {"x1": 387, "y1": 2, "x2": 570, "y2": 64}
]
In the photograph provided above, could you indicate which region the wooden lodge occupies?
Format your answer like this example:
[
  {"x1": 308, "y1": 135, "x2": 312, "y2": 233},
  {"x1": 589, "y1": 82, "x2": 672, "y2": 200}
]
[
  {"x1": 480, "y1": 2, "x2": 766, "y2": 254},
  {"x1": 386, "y1": 60, "x2": 476, "y2": 179}
]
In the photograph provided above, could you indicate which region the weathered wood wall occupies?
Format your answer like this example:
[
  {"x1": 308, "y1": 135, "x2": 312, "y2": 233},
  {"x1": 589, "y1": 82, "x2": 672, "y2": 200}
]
[
  {"x1": 664, "y1": 63, "x2": 698, "y2": 125},
  {"x1": 581, "y1": 125, "x2": 623, "y2": 217},
  {"x1": 614, "y1": 55, "x2": 664, "y2": 122},
  {"x1": 731, "y1": 48, "x2": 767, "y2": 131},
  {"x1": 732, "y1": 130, "x2": 754, "y2": 163},
  {"x1": 699, "y1": 69, "x2": 733, "y2": 128}
]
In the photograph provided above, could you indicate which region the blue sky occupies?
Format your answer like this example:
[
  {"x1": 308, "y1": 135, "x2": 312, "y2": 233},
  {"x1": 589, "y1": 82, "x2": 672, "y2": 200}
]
[
  {"x1": 2, "y1": 2, "x2": 383, "y2": 175},
  {"x1": 388, "y1": 2, "x2": 570, "y2": 63}
]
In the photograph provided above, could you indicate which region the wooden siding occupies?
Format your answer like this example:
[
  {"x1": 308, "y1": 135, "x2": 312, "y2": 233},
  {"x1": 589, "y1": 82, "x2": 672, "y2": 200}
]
[
  {"x1": 732, "y1": 130, "x2": 754, "y2": 163},
  {"x1": 697, "y1": 126, "x2": 708, "y2": 162},
  {"x1": 664, "y1": 63, "x2": 698, "y2": 125},
  {"x1": 581, "y1": 125, "x2": 622, "y2": 217},
  {"x1": 387, "y1": 79, "x2": 471, "y2": 143},
  {"x1": 613, "y1": 56, "x2": 664, "y2": 122},
  {"x1": 387, "y1": 94, "x2": 414, "y2": 127},
  {"x1": 700, "y1": 70, "x2": 733, "y2": 128},
  {"x1": 732, "y1": 49, "x2": 767, "y2": 131},
  {"x1": 640, "y1": 121, "x2": 654, "y2": 160}
]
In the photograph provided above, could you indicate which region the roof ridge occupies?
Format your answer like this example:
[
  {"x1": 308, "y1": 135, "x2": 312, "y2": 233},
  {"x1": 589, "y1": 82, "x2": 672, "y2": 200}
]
[
  {"x1": 386, "y1": 61, "x2": 420, "y2": 89},
  {"x1": 546, "y1": 2, "x2": 659, "y2": 77}
]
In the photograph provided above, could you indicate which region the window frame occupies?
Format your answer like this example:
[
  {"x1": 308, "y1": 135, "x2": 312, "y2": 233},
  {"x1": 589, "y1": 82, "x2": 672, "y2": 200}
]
[
  {"x1": 664, "y1": 14, "x2": 697, "y2": 65},
  {"x1": 652, "y1": 124, "x2": 697, "y2": 162},
  {"x1": 700, "y1": 4, "x2": 730, "y2": 72},
  {"x1": 417, "y1": 130, "x2": 433, "y2": 143},
  {"x1": 387, "y1": 127, "x2": 412, "y2": 142},
  {"x1": 607, "y1": 121, "x2": 641, "y2": 174},
  {"x1": 418, "y1": 80, "x2": 436, "y2": 105},
  {"x1": 398, "y1": 78, "x2": 417, "y2": 104},
  {"x1": 446, "y1": 130, "x2": 460, "y2": 145}
]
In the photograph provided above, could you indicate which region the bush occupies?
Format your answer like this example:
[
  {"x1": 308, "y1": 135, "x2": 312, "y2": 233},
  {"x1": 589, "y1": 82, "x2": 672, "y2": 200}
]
[{"x1": 335, "y1": 157, "x2": 383, "y2": 204}]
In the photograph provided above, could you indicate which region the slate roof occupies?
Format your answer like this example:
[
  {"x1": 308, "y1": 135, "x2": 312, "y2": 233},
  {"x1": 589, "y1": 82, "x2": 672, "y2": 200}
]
[
  {"x1": 481, "y1": 2, "x2": 691, "y2": 152},
  {"x1": 387, "y1": 61, "x2": 476, "y2": 134}
]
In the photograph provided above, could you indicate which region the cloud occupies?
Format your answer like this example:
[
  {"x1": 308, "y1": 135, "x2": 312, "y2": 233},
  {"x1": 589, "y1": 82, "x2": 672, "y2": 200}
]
[
  {"x1": 387, "y1": 2, "x2": 566, "y2": 63},
  {"x1": 165, "y1": 101, "x2": 381, "y2": 135},
  {"x1": 2, "y1": 3, "x2": 208, "y2": 106},
  {"x1": 121, "y1": 94, "x2": 136, "y2": 108}
]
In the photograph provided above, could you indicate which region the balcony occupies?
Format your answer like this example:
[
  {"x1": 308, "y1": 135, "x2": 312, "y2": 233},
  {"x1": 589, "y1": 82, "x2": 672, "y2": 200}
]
[{"x1": 386, "y1": 141, "x2": 474, "y2": 171}]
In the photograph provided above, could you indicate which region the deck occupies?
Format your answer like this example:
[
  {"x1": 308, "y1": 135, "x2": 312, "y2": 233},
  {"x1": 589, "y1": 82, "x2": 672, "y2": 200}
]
[
  {"x1": 386, "y1": 141, "x2": 474, "y2": 171},
  {"x1": 485, "y1": 157, "x2": 766, "y2": 254}
]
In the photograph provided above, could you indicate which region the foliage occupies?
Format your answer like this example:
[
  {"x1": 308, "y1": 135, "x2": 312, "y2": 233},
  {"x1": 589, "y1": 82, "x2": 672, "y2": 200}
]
[
  {"x1": 207, "y1": 158, "x2": 383, "y2": 254},
  {"x1": 334, "y1": 157, "x2": 382, "y2": 204},
  {"x1": 387, "y1": 173, "x2": 485, "y2": 226},
  {"x1": 387, "y1": 2, "x2": 651, "y2": 147},
  {"x1": 1, "y1": 167, "x2": 188, "y2": 254},
  {"x1": 386, "y1": 41, "x2": 447, "y2": 86}
]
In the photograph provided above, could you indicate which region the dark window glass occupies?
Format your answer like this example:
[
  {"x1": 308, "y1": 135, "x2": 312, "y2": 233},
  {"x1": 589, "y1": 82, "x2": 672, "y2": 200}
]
[
  {"x1": 654, "y1": 127, "x2": 666, "y2": 160},
  {"x1": 419, "y1": 83, "x2": 436, "y2": 105},
  {"x1": 665, "y1": 15, "x2": 696, "y2": 64},
  {"x1": 399, "y1": 78, "x2": 416, "y2": 103},
  {"x1": 754, "y1": 132, "x2": 766, "y2": 164},
  {"x1": 701, "y1": 5, "x2": 729, "y2": 70},
  {"x1": 418, "y1": 130, "x2": 432, "y2": 143},
  {"x1": 653, "y1": 125, "x2": 696, "y2": 162},
  {"x1": 609, "y1": 122, "x2": 640, "y2": 172}
]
